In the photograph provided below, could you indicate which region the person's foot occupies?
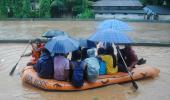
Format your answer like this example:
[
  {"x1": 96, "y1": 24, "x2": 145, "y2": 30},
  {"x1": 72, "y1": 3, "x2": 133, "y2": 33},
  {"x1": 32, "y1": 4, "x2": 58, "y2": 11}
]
[
  {"x1": 137, "y1": 58, "x2": 146, "y2": 65},
  {"x1": 128, "y1": 67, "x2": 133, "y2": 72}
]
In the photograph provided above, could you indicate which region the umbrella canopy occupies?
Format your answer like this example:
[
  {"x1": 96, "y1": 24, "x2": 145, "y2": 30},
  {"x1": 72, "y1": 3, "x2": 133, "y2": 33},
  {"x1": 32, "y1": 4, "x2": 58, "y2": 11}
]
[
  {"x1": 96, "y1": 19, "x2": 132, "y2": 31},
  {"x1": 42, "y1": 30, "x2": 68, "y2": 38},
  {"x1": 45, "y1": 36, "x2": 79, "y2": 54},
  {"x1": 79, "y1": 39, "x2": 96, "y2": 48},
  {"x1": 88, "y1": 29, "x2": 132, "y2": 44}
]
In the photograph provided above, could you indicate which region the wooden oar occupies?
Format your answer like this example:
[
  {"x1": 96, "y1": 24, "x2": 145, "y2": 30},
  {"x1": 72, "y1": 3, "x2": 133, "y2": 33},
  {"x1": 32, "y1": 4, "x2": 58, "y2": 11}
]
[
  {"x1": 9, "y1": 41, "x2": 30, "y2": 76},
  {"x1": 117, "y1": 47, "x2": 138, "y2": 90}
]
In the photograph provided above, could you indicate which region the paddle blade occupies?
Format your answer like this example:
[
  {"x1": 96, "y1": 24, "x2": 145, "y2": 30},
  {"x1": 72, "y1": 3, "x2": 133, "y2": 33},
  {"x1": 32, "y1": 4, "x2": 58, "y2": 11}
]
[
  {"x1": 132, "y1": 80, "x2": 138, "y2": 90},
  {"x1": 9, "y1": 63, "x2": 18, "y2": 76}
]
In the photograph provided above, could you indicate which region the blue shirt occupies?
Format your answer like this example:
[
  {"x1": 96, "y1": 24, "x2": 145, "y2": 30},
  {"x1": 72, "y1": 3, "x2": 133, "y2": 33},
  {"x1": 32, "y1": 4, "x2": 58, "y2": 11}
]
[{"x1": 34, "y1": 53, "x2": 54, "y2": 79}]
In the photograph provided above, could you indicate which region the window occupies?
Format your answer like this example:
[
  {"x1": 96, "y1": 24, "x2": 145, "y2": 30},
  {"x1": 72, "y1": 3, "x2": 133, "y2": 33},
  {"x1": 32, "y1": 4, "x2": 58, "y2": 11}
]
[
  {"x1": 120, "y1": 6, "x2": 128, "y2": 10},
  {"x1": 94, "y1": 7, "x2": 101, "y2": 10},
  {"x1": 111, "y1": 6, "x2": 119, "y2": 10},
  {"x1": 103, "y1": 6, "x2": 109, "y2": 10}
]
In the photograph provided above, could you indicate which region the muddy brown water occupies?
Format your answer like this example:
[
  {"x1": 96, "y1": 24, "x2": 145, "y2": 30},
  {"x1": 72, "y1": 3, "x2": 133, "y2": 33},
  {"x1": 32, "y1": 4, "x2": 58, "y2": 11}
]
[
  {"x1": 0, "y1": 21, "x2": 170, "y2": 43},
  {"x1": 0, "y1": 21, "x2": 170, "y2": 100},
  {"x1": 0, "y1": 44, "x2": 170, "y2": 100}
]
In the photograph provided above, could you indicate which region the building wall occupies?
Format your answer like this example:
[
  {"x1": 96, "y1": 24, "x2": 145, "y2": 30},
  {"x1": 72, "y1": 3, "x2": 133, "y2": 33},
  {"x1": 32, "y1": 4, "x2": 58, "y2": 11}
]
[
  {"x1": 145, "y1": 14, "x2": 170, "y2": 20},
  {"x1": 95, "y1": 14, "x2": 144, "y2": 20},
  {"x1": 159, "y1": 15, "x2": 170, "y2": 20}
]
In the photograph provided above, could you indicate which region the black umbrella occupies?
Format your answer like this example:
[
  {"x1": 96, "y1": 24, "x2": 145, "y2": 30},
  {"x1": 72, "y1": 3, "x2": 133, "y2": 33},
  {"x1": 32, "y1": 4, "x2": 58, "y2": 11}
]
[{"x1": 42, "y1": 30, "x2": 68, "y2": 38}]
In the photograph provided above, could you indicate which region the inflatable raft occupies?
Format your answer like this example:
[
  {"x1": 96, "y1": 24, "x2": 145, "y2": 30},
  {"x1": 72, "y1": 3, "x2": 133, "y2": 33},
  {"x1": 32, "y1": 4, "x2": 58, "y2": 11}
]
[{"x1": 21, "y1": 65, "x2": 160, "y2": 91}]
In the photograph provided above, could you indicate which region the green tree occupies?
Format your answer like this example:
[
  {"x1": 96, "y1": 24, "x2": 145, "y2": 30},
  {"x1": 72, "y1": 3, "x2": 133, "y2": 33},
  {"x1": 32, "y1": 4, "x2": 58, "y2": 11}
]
[
  {"x1": 63, "y1": 0, "x2": 75, "y2": 16},
  {"x1": 39, "y1": 0, "x2": 51, "y2": 18},
  {"x1": 165, "y1": 0, "x2": 170, "y2": 7},
  {"x1": 140, "y1": 0, "x2": 153, "y2": 5},
  {"x1": 22, "y1": 0, "x2": 31, "y2": 18},
  {"x1": 140, "y1": 0, "x2": 165, "y2": 6},
  {"x1": 0, "y1": 0, "x2": 9, "y2": 17},
  {"x1": 72, "y1": 0, "x2": 92, "y2": 17},
  {"x1": 12, "y1": 0, "x2": 23, "y2": 18},
  {"x1": 77, "y1": 8, "x2": 94, "y2": 19},
  {"x1": 50, "y1": 0, "x2": 65, "y2": 17}
]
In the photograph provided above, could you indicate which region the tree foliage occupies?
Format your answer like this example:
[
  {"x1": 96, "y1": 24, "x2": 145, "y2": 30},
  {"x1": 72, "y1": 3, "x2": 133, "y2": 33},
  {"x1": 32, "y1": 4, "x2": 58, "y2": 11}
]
[
  {"x1": 39, "y1": 0, "x2": 51, "y2": 18},
  {"x1": 22, "y1": 0, "x2": 31, "y2": 18},
  {"x1": 0, "y1": 0, "x2": 95, "y2": 18},
  {"x1": 140, "y1": 0, "x2": 170, "y2": 6},
  {"x1": 12, "y1": 0, "x2": 23, "y2": 18},
  {"x1": 50, "y1": 0, "x2": 65, "y2": 17},
  {"x1": 72, "y1": 0, "x2": 92, "y2": 17},
  {"x1": 77, "y1": 9, "x2": 94, "y2": 19},
  {"x1": 0, "y1": 0, "x2": 9, "y2": 17}
]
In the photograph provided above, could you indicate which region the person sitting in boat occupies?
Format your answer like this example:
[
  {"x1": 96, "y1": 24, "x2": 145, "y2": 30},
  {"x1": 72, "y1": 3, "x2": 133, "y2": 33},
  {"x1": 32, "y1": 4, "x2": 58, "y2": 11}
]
[
  {"x1": 53, "y1": 53, "x2": 70, "y2": 81},
  {"x1": 117, "y1": 45, "x2": 138, "y2": 72},
  {"x1": 96, "y1": 48, "x2": 106, "y2": 75},
  {"x1": 106, "y1": 46, "x2": 117, "y2": 68},
  {"x1": 97, "y1": 42, "x2": 117, "y2": 56},
  {"x1": 97, "y1": 47, "x2": 118, "y2": 75},
  {"x1": 81, "y1": 48, "x2": 88, "y2": 61},
  {"x1": 22, "y1": 38, "x2": 44, "y2": 65},
  {"x1": 70, "y1": 50, "x2": 87, "y2": 87},
  {"x1": 85, "y1": 48, "x2": 100, "y2": 82},
  {"x1": 33, "y1": 48, "x2": 54, "y2": 79}
]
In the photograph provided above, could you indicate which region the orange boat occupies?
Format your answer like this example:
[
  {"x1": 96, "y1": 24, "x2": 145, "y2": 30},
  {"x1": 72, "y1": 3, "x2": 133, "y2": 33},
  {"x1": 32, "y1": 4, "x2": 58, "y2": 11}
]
[{"x1": 20, "y1": 65, "x2": 160, "y2": 91}]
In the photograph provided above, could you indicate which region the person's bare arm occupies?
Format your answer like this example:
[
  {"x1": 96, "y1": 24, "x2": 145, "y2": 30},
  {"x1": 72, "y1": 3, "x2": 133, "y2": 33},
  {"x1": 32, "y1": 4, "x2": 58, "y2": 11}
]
[{"x1": 21, "y1": 52, "x2": 32, "y2": 57}]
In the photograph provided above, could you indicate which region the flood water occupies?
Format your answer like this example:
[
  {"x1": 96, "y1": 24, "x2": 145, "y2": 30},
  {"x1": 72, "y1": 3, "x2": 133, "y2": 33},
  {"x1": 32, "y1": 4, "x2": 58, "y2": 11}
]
[
  {"x1": 0, "y1": 21, "x2": 170, "y2": 100},
  {"x1": 0, "y1": 21, "x2": 170, "y2": 43}
]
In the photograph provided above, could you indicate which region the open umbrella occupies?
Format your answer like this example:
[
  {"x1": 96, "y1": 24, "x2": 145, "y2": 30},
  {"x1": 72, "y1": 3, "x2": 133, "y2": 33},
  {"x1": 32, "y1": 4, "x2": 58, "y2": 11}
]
[
  {"x1": 45, "y1": 36, "x2": 79, "y2": 54},
  {"x1": 88, "y1": 29, "x2": 132, "y2": 44},
  {"x1": 89, "y1": 29, "x2": 138, "y2": 90},
  {"x1": 42, "y1": 30, "x2": 68, "y2": 38},
  {"x1": 78, "y1": 38, "x2": 96, "y2": 48},
  {"x1": 89, "y1": 29, "x2": 138, "y2": 89},
  {"x1": 96, "y1": 19, "x2": 132, "y2": 31}
]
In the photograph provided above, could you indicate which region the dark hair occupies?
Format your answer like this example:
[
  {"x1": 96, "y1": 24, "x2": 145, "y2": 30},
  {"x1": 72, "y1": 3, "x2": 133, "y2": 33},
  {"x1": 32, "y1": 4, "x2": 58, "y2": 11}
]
[
  {"x1": 106, "y1": 46, "x2": 117, "y2": 68},
  {"x1": 34, "y1": 38, "x2": 42, "y2": 44},
  {"x1": 71, "y1": 50, "x2": 81, "y2": 61},
  {"x1": 81, "y1": 48, "x2": 88, "y2": 60},
  {"x1": 54, "y1": 53, "x2": 65, "y2": 56},
  {"x1": 106, "y1": 46, "x2": 114, "y2": 55},
  {"x1": 42, "y1": 48, "x2": 50, "y2": 55},
  {"x1": 125, "y1": 45, "x2": 131, "y2": 51},
  {"x1": 97, "y1": 48, "x2": 105, "y2": 55},
  {"x1": 87, "y1": 40, "x2": 96, "y2": 48}
]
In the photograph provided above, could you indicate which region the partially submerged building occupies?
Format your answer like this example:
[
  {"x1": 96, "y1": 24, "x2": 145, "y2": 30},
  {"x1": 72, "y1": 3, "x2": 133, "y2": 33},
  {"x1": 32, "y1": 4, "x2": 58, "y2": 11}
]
[
  {"x1": 144, "y1": 5, "x2": 170, "y2": 20},
  {"x1": 93, "y1": 0, "x2": 145, "y2": 20}
]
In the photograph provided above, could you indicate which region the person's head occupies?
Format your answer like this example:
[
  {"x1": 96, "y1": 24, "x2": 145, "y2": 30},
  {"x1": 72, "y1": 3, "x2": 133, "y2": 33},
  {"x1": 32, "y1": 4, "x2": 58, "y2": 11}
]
[
  {"x1": 106, "y1": 46, "x2": 114, "y2": 55},
  {"x1": 87, "y1": 48, "x2": 96, "y2": 57},
  {"x1": 87, "y1": 40, "x2": 96, "y2": 48},
  {"x1": 124, "y1": 45, "x2": 132, "y2": 51},
  {"x1": 54, "y1": 53, "x2": 65, "y2": 57},
  {"x1": 34, "y1": 38, "x2": 42, "y2": 46},
  {"x1": 42, "y1": 48, "x2": 50, "y2": 55},
  {"x1": 97, "y1": 47, "x2": 105, "y2": 55},
  {"x1": 71, "y1": 50, "x2": 82, "y2": 61},
  {"x1": 81, "y1": 48, "x2": 88, "y2": 60}
]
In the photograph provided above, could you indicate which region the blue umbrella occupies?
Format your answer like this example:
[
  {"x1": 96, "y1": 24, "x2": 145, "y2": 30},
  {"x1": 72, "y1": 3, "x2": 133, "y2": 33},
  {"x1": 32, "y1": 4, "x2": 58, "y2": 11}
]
[
  {"x1": 45, "y1": 36, "x2": 79, "y2": 54},
  {"x1": 96, "y1": 19, "x2": 132, "y2": 31},
  {"x1": 88, "y1": 29, "x2": 132, "y2": 44},
  {"x1": 42, "y1": 30, "x2": 68, "y2": 38},
  {"x1": 79, "y1": 38, "x2": 96, "y2": 48}
]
